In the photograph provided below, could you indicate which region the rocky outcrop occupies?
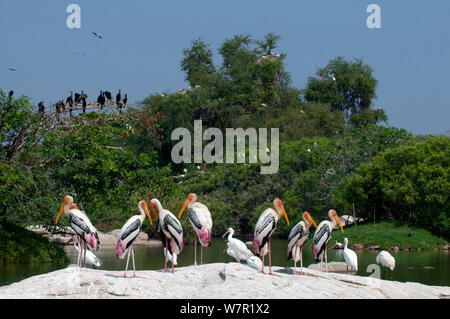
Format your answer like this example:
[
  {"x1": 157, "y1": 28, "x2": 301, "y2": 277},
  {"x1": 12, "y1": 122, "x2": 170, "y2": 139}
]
[{"x1": 0, "y1": 263, "x2": 448, "y2": 299}]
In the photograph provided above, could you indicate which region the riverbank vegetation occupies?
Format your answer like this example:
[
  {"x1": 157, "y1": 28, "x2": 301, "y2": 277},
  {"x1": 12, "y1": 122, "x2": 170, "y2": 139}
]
[{"x1": 0, "y1": 33, "x2": 448, "y2": 262}]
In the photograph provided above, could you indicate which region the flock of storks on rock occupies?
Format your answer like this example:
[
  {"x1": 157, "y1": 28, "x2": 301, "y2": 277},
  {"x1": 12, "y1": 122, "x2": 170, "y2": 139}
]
[{"x1": 55, "y1": 194, "x2": 396, "y2": 278}]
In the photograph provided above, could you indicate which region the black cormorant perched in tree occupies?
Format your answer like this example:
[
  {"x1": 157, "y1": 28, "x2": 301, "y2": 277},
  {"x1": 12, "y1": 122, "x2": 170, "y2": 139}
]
[
  {"x1": 66, "y1": 92, "x2": 74, "y2": 115},
  {"x1": 97, "y1": 90, "x2": 106, "y2": 109},
  {"x1": 116, "y1": 89, "x2": 121, "y2": 105},
  {"x1": 104, "y1": 91, "x2": 112, "y2": 101},
  {"x1": 123, "y1": 94, "x2": 128, "y2": 107},
  {"x1": 9, "y1": 91, "x2": 14, "y2": 98},
  {"x1": 82, "y1": 97, "x2": 87, "y2": 114},
  {"x1": 38, "y1": 101, "x2": 45, "y2": 115},
  {"x1": 74, "y1": 92, "x2": 81, "y2": 105}
]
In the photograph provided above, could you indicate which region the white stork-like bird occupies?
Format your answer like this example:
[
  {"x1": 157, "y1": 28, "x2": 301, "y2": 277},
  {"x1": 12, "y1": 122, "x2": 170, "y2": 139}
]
[
  {"x1": 222, "y1": 228, "x2": 253, "y2": 263},
  {"x1": 150, "y1": 198, "x2": 184, "y2": 273},
  {"x1": 376, "y1": 250, "x2": 395, "y2": 277},
  {"x1": 343, "y1": 238, "x2": 358, "y2": 273},
  {"x1": 73, "y1": 240, "x2": 102, "y2": 268},
  {"x1": 253, "y1": 198, "x2": 290, "y2": 275},
  {"x1": 287, "y1": 211, "x2": 317, "y2": 275},
  {"x1": 179, "y1": 193, "x2": 212, "y2": 265},
  {"x1": 55, "y1": 195, "x2": 100, "y2": 268},
  {"x1": 312, "y1": 209, "x2": 344, "y2": 272},
  {"x1": 115, "y1": 201, "x2": 153, "y2": 277}
]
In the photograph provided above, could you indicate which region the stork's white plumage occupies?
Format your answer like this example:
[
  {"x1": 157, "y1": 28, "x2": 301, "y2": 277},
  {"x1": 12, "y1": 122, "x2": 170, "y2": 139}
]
[
  {"x1": 343, "y1": 237, "x2": 358, "y2": 273},
  {"x1": 55, "y1": 196, "x2": 100, "y2": 268},
  {"x1": 222, "y1": 228, "x2": 253, "y2": 263},
  {"x1": 247, "y1": 255, "x2": 263, "y2": 270},
  {"x1": 150, "y1": 198, "x2": 184, "y2": 273},
  {"x1": 287, "y1": 212, "x2": 317, "y2": 274},
  {"x1": 377, "y1": 250, "x2": 395, "y2": 271},
  {"x1": 73, "y1": 240, "x2": 102, "y2": 268},
  {"x1": 253, "y1": 198, "x2": 290, "y2": 275},
  {"x1": 179, "y1": 193, "x2": 212, "y2": 265},
  {"x1": 115, "y1": 201, "x2": 152, "y2": 277},
  {"x1": 312, "y1": 209, "x2": 344, "y2": 272}
]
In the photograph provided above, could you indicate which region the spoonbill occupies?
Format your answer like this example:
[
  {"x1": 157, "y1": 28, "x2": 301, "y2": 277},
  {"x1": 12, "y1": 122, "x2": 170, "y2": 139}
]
[
  {"x1": 377, "y1": 250, "x2": 395, "y2": 277},
  {"x1": 73, "y1": 240, "x2": 102, "y2": 268},
  {"x1": 150, "y1": 198, "x2": 184, "y2": 273},
  {"x1": 253, "y1": 198, "x2": 290, "y2": 275},
  {"x1": 116, "y1": 201, "x2": 153, "y2": 277},
  {"x1": 179, "y1": 193, "x2": 212, "y2": 265},
  {"x1": 343, "y1": 238, "x2": 358, "y2": 273},
  {"x1": 55, "y1": 195, "x2": 99, "y2": 268},
  {"x1": 313, "y1": 209, "x2": 344, "y2": 272},
  {"x1": 222, "y1": 228, "x2": 253, "y2": 263},
  {"x1": 287, "y1": 211, "x2": 317, "y2": 275}
]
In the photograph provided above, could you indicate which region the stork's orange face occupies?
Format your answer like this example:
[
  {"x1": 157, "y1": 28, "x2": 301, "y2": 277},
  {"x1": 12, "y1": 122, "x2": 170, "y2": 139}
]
[
  {"x1": 277, "y1": 199, "x2": 290, "y2": 225},
  {"x1": 140, "y1": 201, "x2": 152, "y2": 225},
  {"x1": 55, "y1": 195, "x2": 74, "y2": 225},
  {"x1": 304, "y1": 211, "x2": 318, "y2": 229},
  {"x1": 178, "y1": 194, "x2": 193, "y2": 219},
  {"x1": 149, "y1": 201, "x2": 159, "y2": 221},
  {"x1": 331, "y1": 210, "x2": 344, "y2": 233}
]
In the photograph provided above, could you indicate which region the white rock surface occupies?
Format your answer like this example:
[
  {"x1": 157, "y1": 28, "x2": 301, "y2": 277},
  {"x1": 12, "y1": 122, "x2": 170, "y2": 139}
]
[{"x1": 0, "y1": 263, "x2": 448, "y2": 299}]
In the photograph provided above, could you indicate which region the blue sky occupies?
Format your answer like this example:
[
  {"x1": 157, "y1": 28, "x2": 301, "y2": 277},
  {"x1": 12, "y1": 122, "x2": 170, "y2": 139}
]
[{"x1": 1, "y1": 0, "x2": 449, "y2": 135}]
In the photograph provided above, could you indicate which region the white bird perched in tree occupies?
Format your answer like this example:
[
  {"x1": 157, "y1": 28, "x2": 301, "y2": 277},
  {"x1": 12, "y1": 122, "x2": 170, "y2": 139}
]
[
  {"x1": 183, "y1": 168, "x2": 188, "y2": 174},
  {"x1": 222, "y1": 228, "x2": 253, "y2": 263},
  {"x1": 377, "y1": 250, "x2": 395, "y2": 271},
  {"x1": 73, "y1": 240, "x2": 102, "y2": 268},
  {"x1": 343, "y1": 238, "x2": 358, "y2": 273}
]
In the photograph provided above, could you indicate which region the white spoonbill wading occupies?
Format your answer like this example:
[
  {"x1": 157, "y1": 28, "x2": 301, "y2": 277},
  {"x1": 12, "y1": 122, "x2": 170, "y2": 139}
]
[
  {"x1": 343, "y1": 237, "x2": 358, "y2": 273},
  {"x1": 55, "y1": 195, "x2": 100, "y2": 268},
  {"x1": 253, "y1": 198, "x2": 290, "y2": 275},
  {"x1": 150, "y1": 198, "x2": 184, "y2": 273},
  {"x1": 179, "y1": 193, "x2": 212, "y2": 265},
  {"x1": 377, "y1": 250, "x2": 395, "y2": 277},
  {"x1": 287, "y1": 211, "x2": 318, "y2": 275},
  {"x1": 222, "y1": 228, "x2": 253, "y2": 263},
  {"x1": 313, "y1": 209, "x2": 344, "y2": 272},
  {"x1": 115, "y1": 201, "x2": 153, "y2": 277},
  {"x1": 73, "y1": 240, "x2": 102, "y2": 268}
]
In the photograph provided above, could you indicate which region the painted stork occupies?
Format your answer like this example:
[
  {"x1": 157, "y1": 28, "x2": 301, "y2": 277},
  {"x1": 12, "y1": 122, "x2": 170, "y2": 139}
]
[
  {"x1": 150, "y1": 198, "x2": 184, "y2": 273},
  {"x1": 222, "y1": 228, "x2": 253, "y2": 263},
  {"x1": 377, "y1": 250, "x2": 395, "y2": 278},
  {"x1": 343, "y1": 238, "x2": 358, "y2": 273},
  {"x1": 55, "y1": 196, "x2": 100, "y2": 268},
  {"x1": 287, "y1": 211, "x2": 317, "y2": 275},
  {"x1": 312, "y1": 209, "x2": 344, "y2": 272},
  {"x1": 73, "y1": 240, "x2": 102, "y2": 268},
  {"x1": 116, "y1": 201, "x2": 153, "y2": 277},
  {"x1": 164, "y1": 247, "x2": 177, "y2": 266},
  {"x1": 157, "y1": 222, "x2": 177, "y2": 267},
  {"x1": 253, "y1": 198, "x2": 290, "y2": 275},
  {"x1": 178, "y1": 193, "x2": 212, "y2": 265}
]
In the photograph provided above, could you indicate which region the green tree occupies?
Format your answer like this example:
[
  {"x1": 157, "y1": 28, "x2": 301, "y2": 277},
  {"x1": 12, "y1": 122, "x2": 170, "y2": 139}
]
[
  {"x1": 303, "y1": 57, "x2": 378, "y2": 116},
  {"x1": 181, "y1": 38, "x2": 217, "y2": 88}
]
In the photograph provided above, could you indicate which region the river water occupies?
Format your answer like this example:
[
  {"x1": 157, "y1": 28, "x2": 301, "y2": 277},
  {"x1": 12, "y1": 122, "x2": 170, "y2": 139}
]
[{"x1": 0, "y1": 238, "x2": 448, "y2": 287}]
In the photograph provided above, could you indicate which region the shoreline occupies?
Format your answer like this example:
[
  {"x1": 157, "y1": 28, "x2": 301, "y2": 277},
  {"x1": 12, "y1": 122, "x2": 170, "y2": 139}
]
[{"x1": 0, "y1": 263, "x2": 449, "y2": 299}]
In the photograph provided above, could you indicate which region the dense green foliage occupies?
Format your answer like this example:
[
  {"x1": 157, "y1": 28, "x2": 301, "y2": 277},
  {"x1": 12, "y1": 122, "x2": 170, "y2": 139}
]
[
  {"x1": 0, "y1": 32, "x2": 448, "y2": 263},
  {"x1": 0, "y1": 219, "x2": 67, "y2": 264},
  {"x1": 342, "y1": 136, "x2": 449, "y2": 239}
]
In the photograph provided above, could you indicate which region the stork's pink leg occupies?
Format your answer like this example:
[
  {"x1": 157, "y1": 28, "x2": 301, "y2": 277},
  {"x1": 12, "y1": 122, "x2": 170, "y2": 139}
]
[
  {"x1": 171, "y1": 238, "x2": 175, "y2": 273},
  {"x1": 300, "y1": 245, "x2": 304, "y2": 275},
  {"x1": 131, "y1": 245, "x2": 136, "y2": 277},
  {"x1": 83, "y1": 241, "x2": 87, "y2": 268},
  {"x1": 164, "y1": 237, "x2": 168, "y2": 272},
  {"x1": 124, "y1": 248, "x2": 131, "y2": 277},
  {"x1": 261, "y1": 253, "x2": 265, "y2": 274},
  {"x1": 200, "y1": 245, "x2": 203, "y2": 265},
  {"x1": 194, "y1": 234, "x2": 198, "y2": 266},
  {"x1": 268, "y1": 237, "x2": 273, "y2": 275},
  {"x1": 325, "y1": 243, "x2": 328, "y2": 273}
]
